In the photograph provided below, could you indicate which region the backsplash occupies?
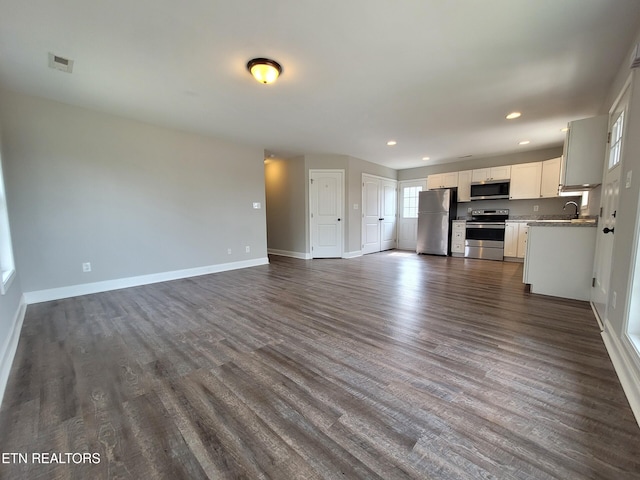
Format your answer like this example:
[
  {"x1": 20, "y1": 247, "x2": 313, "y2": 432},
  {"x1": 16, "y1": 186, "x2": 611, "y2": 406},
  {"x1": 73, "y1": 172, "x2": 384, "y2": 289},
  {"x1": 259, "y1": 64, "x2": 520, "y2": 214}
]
[{"x1": 456, "y1": 195, "x2": 582, "y2": 219}]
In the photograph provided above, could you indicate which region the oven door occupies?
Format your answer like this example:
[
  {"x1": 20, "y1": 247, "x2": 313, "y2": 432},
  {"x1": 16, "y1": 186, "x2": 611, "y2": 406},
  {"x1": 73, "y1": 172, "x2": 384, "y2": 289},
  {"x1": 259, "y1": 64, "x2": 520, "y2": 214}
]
[{"x1": 465, "y1": 222, "x2": 505, "y2": 260}]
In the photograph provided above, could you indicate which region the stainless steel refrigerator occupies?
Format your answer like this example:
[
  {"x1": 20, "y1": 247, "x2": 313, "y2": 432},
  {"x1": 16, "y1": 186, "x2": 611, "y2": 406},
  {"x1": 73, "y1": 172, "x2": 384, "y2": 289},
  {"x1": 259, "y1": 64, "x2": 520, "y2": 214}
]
[{"x1": 416, "y1": 189, "x2": 457, "y2": 255}]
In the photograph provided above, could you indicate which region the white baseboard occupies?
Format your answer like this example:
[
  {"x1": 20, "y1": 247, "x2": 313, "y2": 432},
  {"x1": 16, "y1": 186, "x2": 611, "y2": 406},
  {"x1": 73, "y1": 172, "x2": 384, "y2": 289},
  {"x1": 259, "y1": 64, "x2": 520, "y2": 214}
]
[
  {"x1": 0, "y1": 294, "x2": 27, "y2": 407},
  {"x1": 24, "y1": 257, "x2": 270, "y2": 304},
  {"x1": 267, "y1": 249, "x2": 311, "y2": 260},
  {"x1": 601, "y1": 319, "x2": 640, "y2": 427},
  {"x1": 343, "y1": 250, "x2": 362, "y2": 259},
  {"x1": 590, "y1": 301, "x2": 604, "y2": 331}
]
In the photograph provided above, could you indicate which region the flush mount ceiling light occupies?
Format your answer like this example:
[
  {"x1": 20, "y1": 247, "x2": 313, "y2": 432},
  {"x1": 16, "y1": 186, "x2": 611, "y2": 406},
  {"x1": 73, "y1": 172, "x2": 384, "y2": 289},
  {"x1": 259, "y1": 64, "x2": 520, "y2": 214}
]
[
  {"x1": 386, "y1": 140, "x2": 397, "y2": 146},
  {"x1": 247, "y1": 58, "x2": 282, "y2": 84},
  {"x1": 422, "y1": 156, "x2": 430, "y2": 161},
  {"x1": 519, "y1": 140, "x2": 531, "y2": 145},
  {"x1": 560, "y1": 127, "x2": 569, "y2": 132},
  {"x1": 506, "y1": 112, "x2": 522, "y2": 120}
]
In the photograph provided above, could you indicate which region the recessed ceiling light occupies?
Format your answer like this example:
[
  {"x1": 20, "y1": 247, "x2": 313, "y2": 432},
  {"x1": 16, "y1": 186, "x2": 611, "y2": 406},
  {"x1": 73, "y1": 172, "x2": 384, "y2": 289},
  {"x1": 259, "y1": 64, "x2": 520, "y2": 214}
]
[
  {"x1": 422, "y1": 156, "x2": 430, "y2": 161},
  {"x1": 560, "y1": 127, "x2": 569, "y2": 132},
  {"x1": 506, "y1": 112, "x2": 521, "y2": 120},
  {"x1": 519, "y1": 140, "x2": 531, "y2": 145},
  {"x1": 386, "y1": 140, "x2": 397, "y2": 146}
]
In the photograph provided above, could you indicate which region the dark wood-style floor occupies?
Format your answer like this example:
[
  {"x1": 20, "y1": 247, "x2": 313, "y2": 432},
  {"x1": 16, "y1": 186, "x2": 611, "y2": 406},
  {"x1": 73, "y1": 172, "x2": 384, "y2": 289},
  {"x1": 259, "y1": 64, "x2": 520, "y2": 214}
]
[{"x1": 1, "y1": 252, "x2": 640, "y2": 479}]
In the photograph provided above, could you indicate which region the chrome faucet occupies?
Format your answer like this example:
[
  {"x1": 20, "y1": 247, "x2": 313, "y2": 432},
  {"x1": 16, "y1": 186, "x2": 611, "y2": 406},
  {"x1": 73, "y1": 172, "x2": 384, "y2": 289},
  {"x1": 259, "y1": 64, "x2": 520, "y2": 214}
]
[{"x1": 563, "y1": 201, "x2": 580, "y2": 219}]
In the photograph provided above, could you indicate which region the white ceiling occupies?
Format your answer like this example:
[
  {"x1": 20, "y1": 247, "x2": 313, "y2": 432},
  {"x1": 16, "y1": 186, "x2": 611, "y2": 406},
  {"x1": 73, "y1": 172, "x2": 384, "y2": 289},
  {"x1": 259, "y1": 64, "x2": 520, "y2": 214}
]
[{"x1": 1, "y1": 0, "x2": 640, "y2": 169}]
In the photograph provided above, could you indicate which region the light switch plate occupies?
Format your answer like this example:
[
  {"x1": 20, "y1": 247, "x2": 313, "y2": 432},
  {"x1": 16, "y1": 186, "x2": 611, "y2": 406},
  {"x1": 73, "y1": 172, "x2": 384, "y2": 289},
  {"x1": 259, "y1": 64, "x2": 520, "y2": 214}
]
[
  {"x1": 626, "y1": 170, "x2": 632, "y2": 189},
  {"x1": 252, "y1": 202, "x2": 261, "y2": 209},
  {"x1": 353, "y1": 203, "x2": 359, "y2": 210}
]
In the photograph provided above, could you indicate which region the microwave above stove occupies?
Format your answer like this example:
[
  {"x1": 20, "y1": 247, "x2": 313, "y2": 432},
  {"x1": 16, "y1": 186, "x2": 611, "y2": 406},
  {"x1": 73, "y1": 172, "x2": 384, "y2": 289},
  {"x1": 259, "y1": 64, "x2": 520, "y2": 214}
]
[{"x1": 470, "y1": 179, "x2": 510, "y2": 201}]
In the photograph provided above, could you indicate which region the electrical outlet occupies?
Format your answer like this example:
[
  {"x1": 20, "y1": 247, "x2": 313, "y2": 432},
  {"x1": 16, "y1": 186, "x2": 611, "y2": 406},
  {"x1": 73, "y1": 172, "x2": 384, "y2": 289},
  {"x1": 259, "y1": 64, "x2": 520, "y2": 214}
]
[
  {"x1": 82, "y1": 262, "x2": 91, "y2": 273},
  {"x1": 245, "y1": 246, "x2": 250, "y2": 253},
  {"x1": 227, "y1": 248, "x2": 232, "y2": 255},
  {"x1": 533, "y1": 205, "x2": 539, "y2": 212},
  {"x1": 252, "y1": 202, "x2": 261, "y2": 209}
]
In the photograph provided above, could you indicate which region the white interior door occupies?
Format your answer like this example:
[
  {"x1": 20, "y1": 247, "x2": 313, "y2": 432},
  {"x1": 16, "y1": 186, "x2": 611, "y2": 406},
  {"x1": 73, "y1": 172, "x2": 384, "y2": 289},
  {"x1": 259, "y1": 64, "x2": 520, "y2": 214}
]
[
  {"x1": 591, "y1": 83, "x2": 629, "y2": 325},
  {"x1": 362, "y1": 174, "x2": 397, "y2": 254},
  {"x1": 362, "y1": 176, "x2": 382, "y2": 255},
  {"x1": 310, "y1": 170, "x2": 344, "y2": 258},
  {"x1": 380, "y1": 179, "x2": 398, "y2": 251},
  {"x1": 398, "y1": 180, "x2": 426, "y2": 250}
]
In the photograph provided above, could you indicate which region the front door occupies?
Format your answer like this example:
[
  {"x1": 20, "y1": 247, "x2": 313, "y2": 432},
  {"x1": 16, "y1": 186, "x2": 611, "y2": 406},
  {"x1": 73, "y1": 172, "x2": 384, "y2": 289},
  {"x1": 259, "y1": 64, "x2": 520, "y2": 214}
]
[
  {"x1": 591, "y1": 82, "x2": 629, "y2": 326},
  {"x1": 310, "y1": 170, "x2": 344, "y2": 258}
]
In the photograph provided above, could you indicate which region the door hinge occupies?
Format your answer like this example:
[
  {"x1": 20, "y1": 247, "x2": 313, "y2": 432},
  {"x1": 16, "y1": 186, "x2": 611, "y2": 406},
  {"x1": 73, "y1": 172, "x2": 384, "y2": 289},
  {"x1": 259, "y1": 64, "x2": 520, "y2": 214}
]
[
  {"x1": 599, "y1": 207, "x2": 603, "y2": 218},
  {"x1": 592, "y1": 277, "x2": 596, "y2": 288},
  {"x1": 311, "y1": 213, "x2": 314, "y2": 218},
  {"x1": 312, "y1": 246, "x2": 314, "y2": 251},
  {"x1": 310, "y1": 178, "x2": 314, "y2": 184},
  {"x1": 607, "y1": 132, "x2": 612, "y2": 144}
]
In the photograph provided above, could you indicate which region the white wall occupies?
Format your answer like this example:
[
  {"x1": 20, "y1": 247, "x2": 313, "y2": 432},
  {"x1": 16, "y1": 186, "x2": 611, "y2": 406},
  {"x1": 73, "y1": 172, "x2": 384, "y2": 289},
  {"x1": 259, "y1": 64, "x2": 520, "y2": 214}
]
[{"x1": 0, "y1": 90, "x2": 268, "y2": 297}]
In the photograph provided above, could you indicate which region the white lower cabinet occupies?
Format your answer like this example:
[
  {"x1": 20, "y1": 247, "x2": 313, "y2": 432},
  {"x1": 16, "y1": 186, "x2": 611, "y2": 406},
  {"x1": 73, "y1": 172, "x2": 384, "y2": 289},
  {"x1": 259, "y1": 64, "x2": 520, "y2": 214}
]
[
  {"x1": 451, "y1": 220, "x2": 466, "y2": 256},
  {"x1": 524, "y1": 225, "x2": 597, "y2": 301},
  {"x1": 504, "y1": 221, "x2": 528, "y2": 259},
  {"x1": 517, "y1": 224, "x2": 528, "y2": 258}
]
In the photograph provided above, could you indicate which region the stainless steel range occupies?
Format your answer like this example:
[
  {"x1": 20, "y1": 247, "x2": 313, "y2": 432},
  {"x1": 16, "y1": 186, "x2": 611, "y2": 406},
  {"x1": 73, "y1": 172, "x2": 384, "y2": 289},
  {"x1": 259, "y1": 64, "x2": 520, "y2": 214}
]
[{"x1": 465, "y1": 209, "x2": 509, "y2": 261}]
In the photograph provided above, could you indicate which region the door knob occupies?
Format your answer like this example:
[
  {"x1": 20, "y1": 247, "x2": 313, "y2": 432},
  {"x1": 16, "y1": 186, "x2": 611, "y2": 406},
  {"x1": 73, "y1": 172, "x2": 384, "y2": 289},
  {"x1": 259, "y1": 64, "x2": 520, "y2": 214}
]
[
  {"x1": 603, "y1": 227, "x2": 615, "y2": 234},
  {"x1": 379, "y1": 218, "x2": 384, "y2": 221},
  {"x1": 337, "y1": 218, "x2": 341, "y2": 221}
]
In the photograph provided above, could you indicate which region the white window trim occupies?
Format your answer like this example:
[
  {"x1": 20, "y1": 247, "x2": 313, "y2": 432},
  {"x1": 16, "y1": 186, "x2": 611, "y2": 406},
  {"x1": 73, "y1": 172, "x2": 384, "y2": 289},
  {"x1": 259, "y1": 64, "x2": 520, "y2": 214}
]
[{"x1": 1, "y1": 267, "x2": 15, "y2": 295}]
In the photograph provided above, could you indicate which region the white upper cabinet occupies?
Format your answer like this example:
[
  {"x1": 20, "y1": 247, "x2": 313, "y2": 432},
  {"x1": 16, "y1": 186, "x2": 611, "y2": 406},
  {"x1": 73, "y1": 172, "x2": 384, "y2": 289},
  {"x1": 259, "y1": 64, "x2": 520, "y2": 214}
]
[
  {"x1": 561, "y1": 115, "x2": 608, "y2": 188},
  {"x1": 540, "y1": 157, "x2": 562, "y2": 198},
  {"x1": 457, "y1": 170, "x2": 472, "y2": 202},
  {"x1": 472, "y1": 166, "x2": 511, "y2": 183},
  {"x1": 510, "y1": 162, "x2": 542, "y2": 200},
  {"x1": 427, "y1": 171, "x2": 459, "y2": 190}
]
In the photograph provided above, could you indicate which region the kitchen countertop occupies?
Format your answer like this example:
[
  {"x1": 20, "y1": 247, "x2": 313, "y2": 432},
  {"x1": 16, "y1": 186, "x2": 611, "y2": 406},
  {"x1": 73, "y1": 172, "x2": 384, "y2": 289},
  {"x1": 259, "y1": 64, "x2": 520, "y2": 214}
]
[
  {"x1": 526, "y1": 219, "x2": 597, "y2": 227},
  {"x1": 456, "y1": 216, "x2": 598, "y2": 227}
]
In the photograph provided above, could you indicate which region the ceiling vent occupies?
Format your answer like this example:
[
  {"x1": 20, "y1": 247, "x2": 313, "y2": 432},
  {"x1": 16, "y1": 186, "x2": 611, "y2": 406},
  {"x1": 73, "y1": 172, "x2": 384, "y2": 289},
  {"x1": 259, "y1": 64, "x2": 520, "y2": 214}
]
[{"x1": 48, "y1": 53, "x2": 74, "y2": 73}]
